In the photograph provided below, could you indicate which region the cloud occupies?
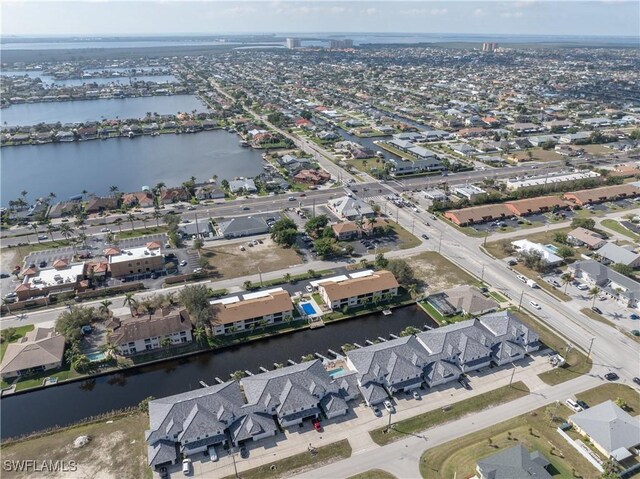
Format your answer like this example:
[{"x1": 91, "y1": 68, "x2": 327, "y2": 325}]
[
  {"x1": 362, "y1": 7, "x2": 377, "y2": 15},
  {"x1": 500, "y1": 11, "x2": 524, "y2": 18},
  {"x1": 222, "y1": 6, "x2": 258, "y2": 15},
  {"x1": 401, "y1": 8, "x2": 448, "y2": 16},
  {"x1": 473, "y1": 8, "x2": 486, "y2": 17}
]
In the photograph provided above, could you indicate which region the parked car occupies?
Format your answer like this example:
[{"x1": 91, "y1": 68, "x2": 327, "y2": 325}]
[
  {"x1": 180, "y1": 260, "x2": 188, "y2": 267},
  {"x1": 239, "y1": 446, "x2": 249, "y2": 458},
  {"x1": 577, "y1": 283, "x2": 589, "y2": 291},
  {"x1": 305, "y1": 285, "x2": 313, "y2": 293},
  {"x1": 633, "y1": 330, "x2": 640, "y2": 337},
  {"x1": 633, "y1": 377, "x2": 640, "y2": 386},
  {"x1": 576, "y1": 400, "x2": 589, "y2": 410},
  {"x1": 383, "y1": 400, "x2": 395, "y2": 413},
  {"x1": 591, "y1": 307, "x2": 602, "y2": 314},
  {"x1": 208, "y1": 445, "x2": 218, "y2": 462},
  {"x1": 529, "y1": 301, "x2": 541, "y2": 310},
  {"x1": 182, "y1": 458, "x2": 192, "y2": 475},
  {"x1": 604, "y1": 372, "x2": 619, "y2": 381},
  {"x1": 39, "y1": 260, "x2": 47, "y2": 268},
  {"x1": 312, "y1": 418, "x2": 322, "y2": 432},
  {"x1": 565, "y1": 399, "x2": 583, "y2": 412},
  {"x1": 37, "y1": 235, "x2": 48, "y2": 240},
  {"x1": 421, "y1": 234, "x2": 429, "y2": 240},
  {"x1": 242, "y1": 206, "x2": 250, "y2": 210},
  {"x1": 412, "y1": 390, "x2": 421, "y2": 400},
  {"x1": 630, "y1": 313, "x2": 640, "y2": 320},
  {"x1": 507, "y1": 260, "x2": 518, "y2": 266},
  {"x1": 159, "y1": 467, "x2": 169, "y2": 479},
  {"x1": 288, "y1": 196, "x2": 296, "y2": 201}
]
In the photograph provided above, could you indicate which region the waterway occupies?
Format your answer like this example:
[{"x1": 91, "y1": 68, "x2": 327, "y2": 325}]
[
  {"x1": 1, "y1": 129, "x2": 265, "y2": 204},
  {"x1": 0, "y1": 305, "x2": 436, "y2": 439},
  {"x1": 0, "y1": 94, "x2": 206, "y2": 126},
  {"x1": 1, "y1": 73, "x2": 177, "y2": 87}
]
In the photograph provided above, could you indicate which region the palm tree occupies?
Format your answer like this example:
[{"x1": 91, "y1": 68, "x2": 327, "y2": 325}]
[
  {"x1": 588, "y1": 287, "x2": 600, "y2": 307},
  {"x1": 114, "y1": 218, "x2": 123, "y2": 233},
  {"x1": 127, "y1": 213, "x2": 136, "y2": 231},
  {"x1": 109, "y1": 185, "x2": 119, "y2": 196},
  {"x1": 81, "y1": 189, "x2": 88, "y2": 200},
  {"x1": 59, "y1": 223, "x2": 73, "y2": 242},
  {"x1": 141, "y1": 216, "x2": 149, "y2": 231},
  {"x1": 30, "y1": 223, "x2": 40, "y2": 243},
  {"x1": 407, "y1": 283, "x2": 418, "y2": 298},
  {"x1": 99, "y1": 300, "x2": 112, "y2": 317},
  {"x1": 152, "y1": 208, "x2": 162, "y2": 227},
  {"x1": 193, "y1": 325, "x2": 207, "y2": 344},
  {"x1": 243, "y1": 280, "x2": 253, "y2": 290},
  {"x1": 560, "y1": 272, "x2": 573, "y2": 294},
  {"x1": 2, "y1": 298, "x2": 12, "y2": 315},
  {"x1": 46, "y1": 222, "x2": 56, "y2": 241},
  {"x1": 284, "y1": 273, "x2": 292, "y2": 283},
  {"x1": 123, "y1": 292, "x2": 138, "y2": 316}
]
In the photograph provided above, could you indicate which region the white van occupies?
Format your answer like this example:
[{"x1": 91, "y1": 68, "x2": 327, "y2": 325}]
[
  {"x1": 182, "y1": 458, "x2": 192, "y2": 475},
  {"x1": 208, "y1": 445, "x2": 218, "y2": 462},
  {"x1": 565, "y1": 398, "x2": 583, "y2": 412}
]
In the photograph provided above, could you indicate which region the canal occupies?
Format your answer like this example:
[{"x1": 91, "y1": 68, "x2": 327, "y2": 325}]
[
  {"x1": 0, "y1": 94, "x2": 206, "y2": 126},
  {"x1": 0, "y1": 305, "x2": 436, "y2": 439},
  {"x1": 1, "y1": 129, "x2": 265, "y2": 204}
]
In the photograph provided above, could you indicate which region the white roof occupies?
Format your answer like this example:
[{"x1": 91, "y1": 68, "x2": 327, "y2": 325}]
[
  {"x1": 243, "y1": 287, "x2": 284, "y2": 300},
  {"x1": 507, "y1": 171, "x2": 600, "y2": 189},
  {"x1": 310, "y1": 275, "x2": 349, "y2": 288},
  {"x1": 109, "y1": 245, "x2": 161, "y2": 264},
  {"x1": 210, "y1": 296, "x2": 240, "y2": 305},
  {"x1": 511, "y1": 239, "x2": 563, "y2": 264},
  {"x1": 349, "y1": 270, "x2": 374, "y2": 279},
  {"x1": 27, "y1": 263, "x2": 85, "y2": 290}
]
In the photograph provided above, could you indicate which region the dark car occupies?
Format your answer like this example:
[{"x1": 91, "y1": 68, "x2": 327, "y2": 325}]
[
  {"x1": 633, "y1": 377, "x2": 640, "y2": 386},
  {"x1": 239, "y1": 446, "x2": 249, "y2": 459},
  {"x1": 39, "y1": 260, "x2": 47, "y2": 268},
  {"x1": 0, "y1": 273, "x2": 9, "y2": 279},
  {"x1": 576, "y1": 400, "x2": 589, "y2": 410},
  {"x1": 591, "y1": 307, "x2": 602, "y2": 314},
  {"x1": 159, "y1": 466, "x2": 168, "y2": 479},
  {"x1": 421, "y1": 234, "x2": 429, "y2": 240},
  {"x1": 604, "y1": 372, "x2": 619, "y2": 381}
]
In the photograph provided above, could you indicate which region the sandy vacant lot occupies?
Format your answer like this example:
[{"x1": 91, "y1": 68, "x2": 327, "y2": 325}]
[
  {"x1": 202, "y1": 237, "x2": 303, "y2": 279},
  {"x1": 409, "y1": 251, "x2": 479, "y2": 291},
  {"x1": 2, "y1": 413, "x2": 151, "y2": 479}
]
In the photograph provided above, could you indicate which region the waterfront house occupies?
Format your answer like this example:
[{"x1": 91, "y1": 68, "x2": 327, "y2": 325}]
[
  {"x1": 229, "y1": 178, "x2": 257, "y2": 194},
  {"x1": 107, "y1": 243, "x2": 164, "y2": 278},
  {"x1": 0, "y1": 327, "x2": 65, "y2": 380},
  {"x1": 316, "y1": 270, "x2": 399, "y2": 311},
  {"x1": 160, "y1": 187, "x2": 189, "y2": 204},
  {"x1": 48, "y1": 200, "x2": 81, "y2": 219},
  {"x1": 426, "y1": 286, "x2": 499, "y2": 317},
  {"x1": 209, "y1": 288, "x2": 294, "y2": 336},
  {"x1": 346, "y1": 335, "x2": 431, "y2": 405},
  {"x1": 292, "y1": 169, "x2": 331, "y2": 185},
  {"x1": 86, "y1": 196, "x2": 119, "y2": 214},
  {"x1": 55, "y1": 131, "x2": 75, "y2": 142},
  {"x1": 194, "y1": 185, "x2": 225, "y2": 200},
  {"x1": 77, "y1": 127, "x2": 98, "y2": 140},
  {"x1": 121, "y1": 191, "x2": 155, "y2": 208},
  {"x1": 109, "y1": 307, "x2": 193, "y2": 355}
]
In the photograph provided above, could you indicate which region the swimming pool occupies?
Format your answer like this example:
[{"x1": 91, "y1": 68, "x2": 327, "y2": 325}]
[
  {"x1": 300, "y1": 302, "x2": 318, "y2": 316},
  {"x1": 328, "y1": 367, "x2": 345, "y2": 378},
  {"x1": 86, "y1": 351, "x2": 107, "y2": 362},
  {"x1": 545, "y1": 244, "x2": 559, "y2": 253}
]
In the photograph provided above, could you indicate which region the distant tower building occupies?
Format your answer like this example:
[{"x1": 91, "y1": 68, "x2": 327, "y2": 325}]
[
  {"x1": 330, "y1": 39, "x2": 354, "y2": 49},
  {"x1": 286, "y1": 38, "x2": 301, "y2": 49},
  {"x1": 482, "y1": 42, "x2": 498, "y2": 53}
]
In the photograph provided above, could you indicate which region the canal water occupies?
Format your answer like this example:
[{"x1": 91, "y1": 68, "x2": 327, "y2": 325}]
[
  {"x1": 1, "y1": 129, "x2": 265, "y2": 204},
  {"x1": 0, "y1": 305, "x2": 436, "y2": 439},
  {"x1": 0, "y1": 94, "x2": 206, "y2": 126},
  {"x1": 1, "y1": 71, "x2": 177, "y2": 86}
]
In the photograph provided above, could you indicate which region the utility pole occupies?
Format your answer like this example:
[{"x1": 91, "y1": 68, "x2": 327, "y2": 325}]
[
  {"x1": 481, "y1": 264, "x2": 485, "y2": 283},
  {"x1": 258, "y1": 265, "x2": 263, "y2": 287},
  {"x1": 483, "y1": 229, "x2": 489, "y2": 247},
  {"x1": 231, "y1": 447, "x2": 239, "y2": 478},
  {"x1": 411, "y1": 217, "x2": 415, "y2": 236},
  {"x1": 509, "y1": 362, "x2": 516, "y2": 386},
  {"x1": 438, "y1": 232, "x2": 443, "y2": 253},
  {"x1": 386, "y1": 406, "x2": 393, "y2": 432},
  {"x1": 518, "y1": 290, "x2": 524, "y2": 311},
  {"x1": 396, "y1": 205, "x2": 399, "y2": 224},
  {"x1": 312, "y1": 198, "x2": 316, "y2": 218},
  {"x1": 587, "y1": 337, "x2": 595, "y2": 362}
]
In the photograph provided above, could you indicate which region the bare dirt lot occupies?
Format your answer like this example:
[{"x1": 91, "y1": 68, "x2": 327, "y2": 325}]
[
  {"x1": 2, "y1": 413, "x2": 151, "y2": 479},
  {"x1": 409, "y1": 251, "x2": 480, "y2": 291},
  {"x1": 202, "y1": 237, "x2": 303, "y2": 279}
]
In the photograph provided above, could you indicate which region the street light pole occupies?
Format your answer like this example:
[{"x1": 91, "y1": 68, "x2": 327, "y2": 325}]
[
  {"x1": 587, "y1": 337, "x2": 595, "y2": 362},
  {"x1": 438, "y1": 232, "x2": 443, "y2": 253},
  {"x1": 258, "y1": 265, "x2": 263, "y2": 287},
  {"x1": 231, "y1": 447, "x2": 239, "y2": 479},
  {"x1": 386, "y1": 406, "x2": 393, "y2": 432},
  {"x1": 518, "y1": 290, "x2": 524, "y2": 311},
  {"x1": 509, "y1": 362, "x2": 516, "y2": 386}
]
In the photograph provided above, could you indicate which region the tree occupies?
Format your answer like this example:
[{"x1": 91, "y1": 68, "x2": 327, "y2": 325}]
[
  {"x1": 270, "y1": 217, "x2": 298, "y2": 247},
  {"x1": 556, "y1": 245, "x2": 574, "y2": 260},
  {"x1": 610, "y1": 263, "x2": 634, "y2": 277},
  {"x1": 313, "y1": 237, "x2": 338, "y2": 258},
  {"x1": 127, "y1": 213, "x2": 136, "y2": 231},
  {"x1": 1, "y1": 327, "x2": 16, "y2": 343},
  {"x1": 304, "y1": 215, "x2": 329, "y2": 237},
  {"x1": 521, "y1": 250, "x2": 545, "y2": 272},
  {"x1": 341, "y1": 343, "x2": 356, "y2": 353},
  {"x1": 588, "y1": 287, "x2": 600, "y2": 307},
  {"x1": 374, "y1": 253, "x2": 388, "y2": 269},
  {"x1": 72, "y1": 354, "x2": 90, "y2": 373},
  {"x1": 386, "y1": 259, "x2": 416, "y2": 286},
  {"x1": 553, "y1": 232, "x2": 568, "y2": 244},
  {"x1": 99, "y1": 300, "x2": 112, "y2": 317},
  {"x1": 301, "y1": 354, "x2": 315, "y2": 362},
  {"x1": 243, "y1": 280, "x2": 254, "y2": 290},
  {"x1": 400, "y1": 326, "x2": 421, "y2": 337},
  {"x1": 283, "y1": 273, "x2": 292, "y2": 283},
  {"x1": 571, "y1": 217, "x2": 595, "y2": 231},
  {"x1": 31, "y1": 223, "x2": 40, "y2": 243},
  {"x1": 193, "y1": 325, "x2": 207, "y2": 344},
  {"x1": 407, "y1": 283, "x2": 419, "y2": 298},
  {"x1": 561, "y1": 272, "x2": 573, "y2": 294},
  {"x1": 160, "y1": 337, "x2": 172, "y2": 349},
  {"x1": 178, "y1": 285, "x2": 211, "y2": 327},
  {"x1": 230, "y1": 370, "x2": 247, "y2": 381},
  {"x1": 138, "y1": 396, "x2": 155, "y2": 414},
  {"x1": 614, "y1": 397, "x2": 628, "y2": 410},
  {"x1": 301, "y1": 110, "x2": 312, "y2": 120},
  {"x1": 221, "y1": 179, "x2": 230, "y2": 191},
  {"x1": 56, "y1": 306, "x2": 97, "y2": 346},
  {"x1": 114, "y1": 218, "x2": 123, "y2": 233},
  {"x1": 122, "y1": 292, "x2": 138, "y2": 316},
  {"x1": 193, "y1": 238, "x2": 204, "y2": 252}
]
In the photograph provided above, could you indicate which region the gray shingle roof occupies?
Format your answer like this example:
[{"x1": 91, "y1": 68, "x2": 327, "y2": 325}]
[
  {"x1": 476, "y1": 444, "x2": 551, "y2": 479},
  {"x1": 595, "y1": 243, "x2": 640, "y2": 266},
  {"x1": 570, "y1": 260, "x2": 639, "y2": 303}
]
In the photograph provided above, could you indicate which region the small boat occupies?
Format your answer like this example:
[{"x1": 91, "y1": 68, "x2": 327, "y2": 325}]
[
  {"x1": 199, "y1": 380, "x2": 209, "y2": 388},
  {"x1": 382, "y1": 309, "x2": 392, "y2": 316},
  {"x1": 239, "y1": 140, "x2": 249, "y2": 147}
]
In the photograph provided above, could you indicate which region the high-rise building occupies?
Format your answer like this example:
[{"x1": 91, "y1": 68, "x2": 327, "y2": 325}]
[
  {"x1": 286, "y1": 38, "x2": 301, "y2": 49},
  {"x1": 329, "y1": 39, "x2": 354, "y2": 49},
  {"x1": 482, "y1": 42, "x2": 498, "y2": 52}
]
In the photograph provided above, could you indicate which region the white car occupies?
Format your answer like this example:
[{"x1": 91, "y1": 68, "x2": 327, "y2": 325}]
[
  {"x1": 412, "y1": 390, "x2": 421, "y2": 400},
  {"x1": 305, "y1": 285, "x2": 313, "y2": 293},
  {"x1": 576, "y1": 284, "x2": 589, "y2": 291},
  {"x1": 383, "y1": 400, "x2": 395, "y2": 413},
  {"x1": 37, "y1": 235, "x2": 49, "y2": 240},
  {"x1": 100, "y1": 227, "x2": 111, "y2": 233},
  {"x1": 180, "y1": 260, "x2": 188, "y2": 267},
  {"x1": 208, "y1": 445, "x2": 218, "y2": 462},
  {"x1": 565, "y1": 398, "x2": 583, "y2": 413},
  {"x1": 529, "y1": 301, "x2": 541, "y2": 310},
  {"x1": 182, "y1": 458, "x2": 192, "y2": 475}
]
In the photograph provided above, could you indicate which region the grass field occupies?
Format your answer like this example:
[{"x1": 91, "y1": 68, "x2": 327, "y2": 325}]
[
  {"x1": 348, "y1": 470, "x2": 397, "y2": 479},
  {"x1": 484, "y1": 227, "x2": 574, "y2": 260},
  {"x1": 409, "y1": 251, "x2": 481, "y2": 291},
  {"x1": 0, "y1": 325, "x2": 34, "y2": 361},
  {"x1": 506, "y1": 309, "x2": 592, "y2": 385},
  {"x1": 370, "y1": 382, "x2": 529, "y2": 446},
  {"x1": 202, "y1": 238, "x2": 303, "y2": 279},
  {"x1": 2, "y1": 412, "x2": 152, "y2": 479},
  {"x1": 222, "y1": 439, "x2": 352, "y2": 479},
  {"x1": 600, "y1": 219, "x2": 640, "y2": 241},
  {"x1": 380, "y1": 222, "x2": 421, "y2": 252},
  {"x1": 576, "y1": 383, "x2": 640, "y2": 413},
  {"x1": 115, "y1": 226, "x2": 168, "y2": 240},
  {"x1": 489, "y1": 291, "x2": 509, "y2": 303},
  {"x1": 508, "y1": 148, "x2": 564, "y2": 163},
  {"x1": 419, "y1": 405, "x2": 597, "y2": 479}
]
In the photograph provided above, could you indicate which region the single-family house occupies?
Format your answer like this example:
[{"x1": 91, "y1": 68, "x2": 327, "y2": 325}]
[{"x1": 0, "y1": 327, "x2": 66, "y2": 379}]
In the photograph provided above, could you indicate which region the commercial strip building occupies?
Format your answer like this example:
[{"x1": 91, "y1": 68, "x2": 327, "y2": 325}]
[
  {"x1": 209, "y1": 288, "x2": 294, "y2": 336},
  {"x1": 146, "y1": 311, "x2": 540, "y2": 469},
  {"x1": 562, "y1": 184, "x2": 640, "y2": 206},
  {"x1": 107, "y1": 242, "x2": 164, "y2": 278},
  {"x1": 505, "y1": 171, "x2": 601, "y2": 191}
]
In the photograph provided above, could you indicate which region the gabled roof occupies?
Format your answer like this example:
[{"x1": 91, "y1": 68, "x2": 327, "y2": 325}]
[
  {"x1": 595, "y1": 242, "x2": 640, "y2": 266},
  {"x1": 569, "y1": 400, "x2": 640, "y2": 455},
  {"x1": 476, "y1": 444, "x2": 551, "y2": 479},
  {"x1": 0, "y1": 327, "x2": 65, "y2": 376},
  {"x1": 319, "y1": 270, "x2": 399, "y2": 301},
  {"x1": 110, "y1": 308, "x2": 191, "y2": 346}
]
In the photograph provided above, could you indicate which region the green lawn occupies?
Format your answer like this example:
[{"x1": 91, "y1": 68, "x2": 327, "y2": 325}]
[
  {"x1": 505, "y1": 309, "x2": 592, "y2": 385},
  {"x1": 222, "y1": 439, "x2": 352, "y2": 479},
  {"x1": 370, "y1": 382, "x2": 530, "y2": 446},
  {"x1": 0, "y1": 325, "x2": 34, "y2": 361},
  {"x1": 419, "y1": 405, "x2": 597, "y2": 479},
  {"x1": 348, "y1": 470, "x2": 397, "y2": 479},
  {"x1": 115, "y1": 226, "x2": 168, "y2": 240},
  {"x1": 576, "y1": 383, "x2": 640, "y2": 414},
  {"x1": 489, "y1": 291, "x2": 509, "y2": 303},
  {"x1": 14, "y1": 364, "x2": 82, "y2": 391},
  {"x1": 418, "y1": 301, "x2": 467, "y2": 325},
  {"x1": 600, "y1": 219, "x2": 640, "y2": 241},
  {"x1": 387, "y1": 222, "x2": 421, "y2": 251}
]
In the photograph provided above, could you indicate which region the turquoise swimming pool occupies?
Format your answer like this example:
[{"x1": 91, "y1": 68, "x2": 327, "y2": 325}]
[
  {"x1": 328, "y1": 367, "x2": 345, "y2": 378},
  {"x1": 300, "y1": 302, "x2": 318, "y2": 316},
  {"x1": 86, "y1": 351, "x2": 107, "y2": 362}
]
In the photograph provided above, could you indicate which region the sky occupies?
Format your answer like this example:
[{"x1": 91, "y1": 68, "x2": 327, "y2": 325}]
[{"x1": 2, "y1": 1, "x2": 639, "y2": 38}]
